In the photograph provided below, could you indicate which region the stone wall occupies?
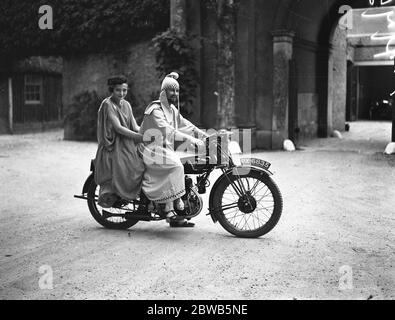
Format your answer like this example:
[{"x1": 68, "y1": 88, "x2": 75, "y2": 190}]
[
  {"x1": 63, "y1": 40, "x2": 160, "y2": 140},
  {"x1": 190, "y1": 0, "x2": 374, "y2": 149},
  {"x1": 354, "y1": 45, "x2": 390, "y2": 62},
  {"x1": 298, "y1": 93, "x2": 319, "y2": 141},
  {"x1": 293, "y1": 44, "x2": 319, "y2": 141}
]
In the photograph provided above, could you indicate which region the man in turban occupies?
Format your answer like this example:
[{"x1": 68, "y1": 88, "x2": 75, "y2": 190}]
[{"x1": 137, "y1": 72, "x2": 207, "y2": 227}]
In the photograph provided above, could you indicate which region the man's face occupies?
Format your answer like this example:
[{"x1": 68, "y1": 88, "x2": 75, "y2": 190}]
[{"x1": 165, "y1": 87, "x2": 179, "y2": 105}]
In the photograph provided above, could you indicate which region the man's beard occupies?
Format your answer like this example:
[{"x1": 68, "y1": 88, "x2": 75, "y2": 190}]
[{"x1": 168, "y1": 97, "x2": 178, "y2": 105}]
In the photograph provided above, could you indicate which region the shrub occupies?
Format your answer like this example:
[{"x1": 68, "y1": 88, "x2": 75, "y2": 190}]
[{"x1": 64, "y1": 91, "x2": 102, "y2": 141}]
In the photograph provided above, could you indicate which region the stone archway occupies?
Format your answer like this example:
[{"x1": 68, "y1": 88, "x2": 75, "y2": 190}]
[{"x1": 270, "y1": 0, "x2": 373, "y2": 143}]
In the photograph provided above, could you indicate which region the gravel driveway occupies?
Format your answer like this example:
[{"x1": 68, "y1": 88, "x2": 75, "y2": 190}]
[{"x1": 0, "y1": 122, "x2": 394, "y2": 300}]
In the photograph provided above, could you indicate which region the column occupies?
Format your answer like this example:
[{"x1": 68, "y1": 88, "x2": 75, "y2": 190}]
[
  {"x1": 235, "y1": 0, "x2": 256, "y2": 149},
  {"x1": 170, "y1": 0, "x2": 187, "y2": 35},
  {"x1": 8, "y1": 77, "x2": 13, "y2": 134},
  {"x1": 271, "y1": 30, "x2": 295, "y2": 149}
]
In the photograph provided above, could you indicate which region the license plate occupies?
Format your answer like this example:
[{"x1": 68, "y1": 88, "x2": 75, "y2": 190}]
[{"x1": 240, "y1": 158, "x2": 271, "y2": 170}]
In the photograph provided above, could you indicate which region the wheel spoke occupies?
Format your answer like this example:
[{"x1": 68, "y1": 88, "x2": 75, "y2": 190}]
[
  {"x1": 256, "y1": 189, "x2": 272, "y2": 203},
  {"x1": 222, "y1": 194, "x2": 237, "y2": 203},
  {"x1": 249, "y1": 179, "x2": 261, "y2": 194},
  {"x1": 253, "y1": 184, "x2": 269, "y2": 198},
  {"x1": 220, "y1": 202, "x2": 239, "y2": 212},
  {"x1": 241, "y1": 213, "x2": 253, "y2": 230},
  {"x1": 257, "y1": 204, "x2": 273, "y2": 219},
  {"x1": 252, "y1": 209, "x2": 268, "y2": 226}
]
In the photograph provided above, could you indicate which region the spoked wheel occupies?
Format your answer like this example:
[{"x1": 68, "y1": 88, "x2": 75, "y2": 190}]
[
  {"x1": 212, "y1": 169, "x2": 283, "y2": 238},
  {"x1": 87, "y1": 179, "x2": 139, "y2": 230}
]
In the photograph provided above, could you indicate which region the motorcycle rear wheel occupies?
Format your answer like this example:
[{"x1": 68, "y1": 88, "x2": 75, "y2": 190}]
[
  {"x1": 212, "y1": 170, "x2": 283, "y2": 238},
  {"x1": 87, "y1": 179, "x2": 139, "y2": 230}
]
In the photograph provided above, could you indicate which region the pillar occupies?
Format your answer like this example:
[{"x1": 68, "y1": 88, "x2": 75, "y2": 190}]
[
  {"x1": 8, "y1": 77, "x2": 13, "y2": 134},
  {"x1": 271, "y1": 30, "x2": 295, "y2": 149},
  {"x1": 171, "y1": 0, "x2": 187, "y2": 35}
]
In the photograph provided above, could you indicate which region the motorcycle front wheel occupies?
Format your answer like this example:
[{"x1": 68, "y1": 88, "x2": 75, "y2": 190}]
[
  {"x1": 87, "y1": 179, "x2": 139, "y2": 230},
  {"x1": 212, "y1": 169, "x2": 283, "y2": 238}
]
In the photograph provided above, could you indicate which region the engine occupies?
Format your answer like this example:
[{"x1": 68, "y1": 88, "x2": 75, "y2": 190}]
[{"x1": 181, "y1": 176, "x2": 203, "y2": 218}]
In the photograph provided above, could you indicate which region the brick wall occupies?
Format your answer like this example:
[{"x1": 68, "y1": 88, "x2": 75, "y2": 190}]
[{"x1": 63, "y1": 40, "x2": 161, "y2": 140}]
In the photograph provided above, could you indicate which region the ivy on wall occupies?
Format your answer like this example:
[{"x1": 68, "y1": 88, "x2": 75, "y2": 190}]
[
  {"x1": 152, "y1": 29, "x2": 199, "y2": 120},
  {"x1": 0, "y1": 0, "x2": 170, "y2": 58}
]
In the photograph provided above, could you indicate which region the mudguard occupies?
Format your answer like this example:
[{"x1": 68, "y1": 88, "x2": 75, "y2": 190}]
[
  {"x1": 82, "y1": 173, "x2": 95, "y2": 195},
  {"x1": 208, "y1": 164, "x2": 273, "y2": 223}
]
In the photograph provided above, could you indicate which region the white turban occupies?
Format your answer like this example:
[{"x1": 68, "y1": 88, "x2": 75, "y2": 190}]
[
  {"x1": 159, "y1": 72, "x2": 181, "y2": 123},
  {"x1": 161, "y1": 72, "x2": 180, "y2": 91}
]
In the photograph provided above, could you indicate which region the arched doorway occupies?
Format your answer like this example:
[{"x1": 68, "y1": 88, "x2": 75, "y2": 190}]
[
  {"x1": 272, "y1": 0, "x2": 394, "y2": 149},
  {"x1": 326, "y1": 0, "x2": 394, "y2": 149}
]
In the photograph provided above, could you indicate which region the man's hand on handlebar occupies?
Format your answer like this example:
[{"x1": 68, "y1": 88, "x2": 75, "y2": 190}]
[{"x1": 190, "y1": 137, "x2": 205, "y2": 148}]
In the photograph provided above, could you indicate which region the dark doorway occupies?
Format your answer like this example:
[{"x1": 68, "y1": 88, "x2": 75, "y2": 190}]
[
  {"x1": 357, "y1": 66, "x2": 393, "y2": 121},
  {"x1": 346, "y1": 61, "x2": 358, "y2": 122}
]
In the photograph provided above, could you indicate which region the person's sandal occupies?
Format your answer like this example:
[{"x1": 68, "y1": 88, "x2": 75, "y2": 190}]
[{"x1": 165, "y1": 210, "x2": 178, "y2": 223}]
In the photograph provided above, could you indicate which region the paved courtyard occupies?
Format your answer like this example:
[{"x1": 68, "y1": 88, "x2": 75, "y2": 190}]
[{"x1": 0, "y1": 121, "x2": 394, "y2": 300}]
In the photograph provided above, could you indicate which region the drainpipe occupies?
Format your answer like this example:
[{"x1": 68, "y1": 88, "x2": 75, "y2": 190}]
[{"x1": 8, "y1": 77, "x2": 13, "y2": 134}]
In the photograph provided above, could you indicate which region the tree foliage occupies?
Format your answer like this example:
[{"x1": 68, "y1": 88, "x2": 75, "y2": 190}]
[
  {"x1": 152, "y1": 29, "x2": 199, "y2": 119},
  {"x1": 0, "y1": 0, "x2": 170, "y2": 58},
  {"x1": 64, "y1": 90, "x2": 102, "y2": 141}
]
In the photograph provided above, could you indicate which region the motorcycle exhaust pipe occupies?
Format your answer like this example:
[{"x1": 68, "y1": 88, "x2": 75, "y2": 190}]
[{"x1": 102, "y1": 210, "x2": 152, "y2": 221}]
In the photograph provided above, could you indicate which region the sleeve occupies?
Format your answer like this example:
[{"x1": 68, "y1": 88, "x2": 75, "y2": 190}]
[
  {"x1": 177, "y1": 112, "x2": 198, "y2": 136},
  {"x1": 124, "y1": 101, "x2": 139, "y2": 131},
  {"x1": 103, "y1": 101, "x2": 125, "y2": 130},
  {"x1": 97, "y1": 101, "x2": 117, "y2": 147}
]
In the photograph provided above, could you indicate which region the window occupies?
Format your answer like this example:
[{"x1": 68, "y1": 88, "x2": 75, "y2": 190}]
[{"x1": 25, "y1": 74, "x2": 43, "y2": 104}]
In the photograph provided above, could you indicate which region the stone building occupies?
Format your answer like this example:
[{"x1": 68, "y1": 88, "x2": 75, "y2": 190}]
[
  {"x1": 0, "y1": 56, "x2": 63, "y2": 134},
  {"x1": 3, "y1": 0, "x2": 392, "y2": 148},
  {"x1": 171, "y1": 0, "x2": 394, "y2": 149}
]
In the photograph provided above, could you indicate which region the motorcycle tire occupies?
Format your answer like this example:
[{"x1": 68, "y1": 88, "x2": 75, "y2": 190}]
[
  {"x1": 87, "y1": 178, "x2": 139, "y2": 230},
  {"x1": 212, "y1": 170, "x2": 283, "y2": 238}
]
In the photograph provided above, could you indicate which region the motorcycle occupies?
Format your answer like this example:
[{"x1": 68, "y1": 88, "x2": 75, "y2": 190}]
[{"x1": 74, "y1": 132, "x2": 283, "y2": 238}]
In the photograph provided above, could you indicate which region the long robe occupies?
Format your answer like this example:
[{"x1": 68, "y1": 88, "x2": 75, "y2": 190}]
[
  {"x1": 94, "y1": 98, "x2": 145, "y2": 207},
  {"x1": 138, "y1": 100, "x2": 197, "y2": 203}
]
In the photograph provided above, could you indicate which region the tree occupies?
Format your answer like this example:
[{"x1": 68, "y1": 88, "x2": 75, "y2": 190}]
[{"x1": 0, "y1": 0, "x2": 170, "y2": 58}]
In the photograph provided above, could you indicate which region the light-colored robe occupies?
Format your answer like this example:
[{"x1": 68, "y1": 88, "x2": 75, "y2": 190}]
[
  {"x1": 138, "y1": 100, "x2": 198, "y2": 203},
  {"x1": 94, "y1": 98, "x2": 145, "y2": 207}
]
